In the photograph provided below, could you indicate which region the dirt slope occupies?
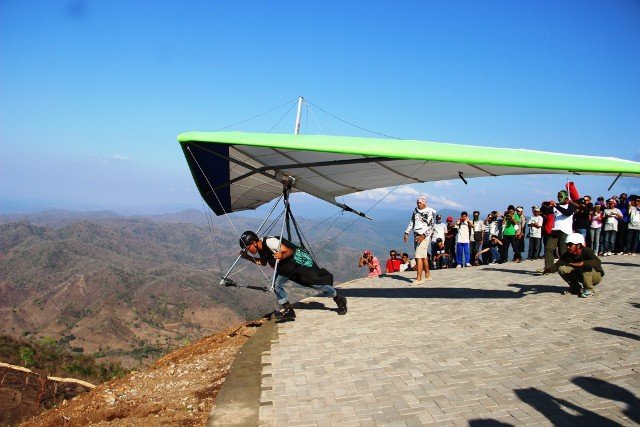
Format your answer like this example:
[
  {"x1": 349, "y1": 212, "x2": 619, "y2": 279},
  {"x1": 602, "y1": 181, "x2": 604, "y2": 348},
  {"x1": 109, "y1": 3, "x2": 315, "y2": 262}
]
[{"x1": 21, "y1": 319, "x2": 266, "y2": 427}]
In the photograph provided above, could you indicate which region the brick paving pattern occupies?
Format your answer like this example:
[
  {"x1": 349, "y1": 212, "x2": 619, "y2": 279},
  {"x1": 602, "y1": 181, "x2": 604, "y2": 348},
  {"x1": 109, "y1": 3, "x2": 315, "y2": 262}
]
[{"x1": 258, "y1": 257, "x2": 640, "y2": 426}]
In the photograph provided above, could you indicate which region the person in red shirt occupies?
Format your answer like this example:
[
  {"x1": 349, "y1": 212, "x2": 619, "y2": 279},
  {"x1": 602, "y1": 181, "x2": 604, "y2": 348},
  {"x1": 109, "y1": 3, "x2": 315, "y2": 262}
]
[{"x1": 385, "y1": 250, "x2": 402, "y2": 273}]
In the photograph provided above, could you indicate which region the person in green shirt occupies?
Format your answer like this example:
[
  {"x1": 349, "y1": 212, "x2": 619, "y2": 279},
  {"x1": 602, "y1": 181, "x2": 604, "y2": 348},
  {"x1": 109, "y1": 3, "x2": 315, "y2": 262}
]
[{"x1": 501, "y1": 205, "x2": 520, "y2": 263}]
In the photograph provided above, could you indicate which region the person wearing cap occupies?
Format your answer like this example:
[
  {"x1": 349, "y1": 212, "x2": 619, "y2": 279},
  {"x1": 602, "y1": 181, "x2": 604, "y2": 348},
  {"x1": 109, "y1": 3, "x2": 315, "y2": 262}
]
[
  {"x1": 444, "y1": 216, "x2": 457, "y2": 265},
  {"x1": 541, "y1": 189, "x2": 575, "y2": 270},
  {"x1": 471, "y1": 211, "x2": 484, "y2": 263},
  {"x1": 239, "y1": 230, "x2": 347, "y2": 320},
  {"x1": 432, "y1": 238, "x2": 453, "y2": 269},
  {"x1": 602, "y1": 199, "x2": 623, "y2": 256},
  {"x1": 359, "y1": 250, "x2": 381, "y2": 277},
  {"x1": 541, "y1": 233, "x2": 604, "y2": 298},
  {"x1": 527, "y1": 206, "x2": 544, "y2": 260},
  {"x1": 404, "y1": 195, "x2": 435, "y2": 283}
]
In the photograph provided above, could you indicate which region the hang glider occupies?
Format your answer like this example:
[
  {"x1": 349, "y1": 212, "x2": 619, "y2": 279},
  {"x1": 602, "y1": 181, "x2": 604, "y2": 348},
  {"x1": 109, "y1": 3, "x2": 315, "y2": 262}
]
[{"x1": 178, "y1": 131, "x2": 640, "y2": 217}]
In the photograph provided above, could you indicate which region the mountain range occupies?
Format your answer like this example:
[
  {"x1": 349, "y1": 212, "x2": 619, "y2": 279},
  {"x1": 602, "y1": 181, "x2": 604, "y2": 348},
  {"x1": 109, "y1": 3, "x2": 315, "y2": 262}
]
[{"x1": 0, "y1": 208, "x2": 460, "y2": 368}]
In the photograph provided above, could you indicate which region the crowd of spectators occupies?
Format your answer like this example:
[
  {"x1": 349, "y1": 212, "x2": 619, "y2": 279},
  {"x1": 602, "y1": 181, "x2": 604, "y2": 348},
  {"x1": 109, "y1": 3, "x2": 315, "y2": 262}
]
[{"x1": 361, "y1": 190, "x2": 639, "y2": 277}]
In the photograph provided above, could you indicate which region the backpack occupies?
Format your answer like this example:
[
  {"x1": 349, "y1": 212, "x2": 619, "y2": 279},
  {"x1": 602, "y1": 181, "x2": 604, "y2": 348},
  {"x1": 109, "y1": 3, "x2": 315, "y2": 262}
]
[{"x1": 263, "y1": 237, "x2": 333, "y2": 286}]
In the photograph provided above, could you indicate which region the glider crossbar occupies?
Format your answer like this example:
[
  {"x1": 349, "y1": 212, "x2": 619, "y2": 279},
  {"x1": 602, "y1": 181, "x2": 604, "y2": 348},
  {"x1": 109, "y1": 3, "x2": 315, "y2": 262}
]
[
  {"x1": 190, "y1": 141, "x2": 372, "y2": 218},
  {"x1": 216, "y1": 155, "x2": 390, "y2": 192}
]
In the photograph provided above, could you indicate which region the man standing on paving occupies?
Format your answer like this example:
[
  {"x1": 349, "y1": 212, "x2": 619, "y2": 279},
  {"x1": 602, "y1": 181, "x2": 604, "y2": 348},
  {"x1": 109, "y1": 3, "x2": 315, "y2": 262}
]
[
  {"x1": 239, "y1": 231, "x2": 347, "y2": 320},
  {"x1": 404, "y1": 194, "x2": 435, "y2": 284},
  {"x1": 541, "y1": 233, "x2": 604, "y2": 298}
]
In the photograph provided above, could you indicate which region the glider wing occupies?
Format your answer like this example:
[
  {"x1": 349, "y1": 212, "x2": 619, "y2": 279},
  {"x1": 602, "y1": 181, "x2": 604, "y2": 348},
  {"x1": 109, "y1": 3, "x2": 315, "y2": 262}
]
[{"x1": 178, "y1": 131, "x2": 640, "y2": 216}]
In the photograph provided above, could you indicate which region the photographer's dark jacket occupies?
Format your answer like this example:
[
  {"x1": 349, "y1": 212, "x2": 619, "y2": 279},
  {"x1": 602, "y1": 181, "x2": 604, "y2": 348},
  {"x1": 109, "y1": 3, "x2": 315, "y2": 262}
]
[{"x1": 547, "y1": 247, "x2": 604, "y2": 276}]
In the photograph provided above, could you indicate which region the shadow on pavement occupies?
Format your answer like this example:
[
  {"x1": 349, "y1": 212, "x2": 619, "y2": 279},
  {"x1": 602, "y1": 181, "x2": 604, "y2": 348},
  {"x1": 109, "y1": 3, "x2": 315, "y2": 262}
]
[
  {"x1": 593, "y1": 326, "x2": 640, "y2": 341},
  {"x1": 468, "y1": 420, "x2": 514, "y2": 427},
  {"x1": 508, "y1": 283, "x2": 566, "y2": 295},
  {"x1": 514, "y1": 387, "x2": 621, "y2": 426},
  {"x1": 293, "y1": 301, "x2": 334, "y2": 311},
  {"x1": 339, "y1": 287, "x2": 524, "y2": 299},
  {"x1": 601, "y1": 261, "x2": 640, "y2": 268},
  {"x1": 481, "y1": 267, "x2": 539, "y2": 275},
  {"x1": 572, "y1": 377, "x2": 640, "y2": 424},
  {"x1": 379, "y1": 274, "x2": 414, "y2": 283},
  {"x1": 631, "y1": 302, "x2": 640, "y2": 309}
]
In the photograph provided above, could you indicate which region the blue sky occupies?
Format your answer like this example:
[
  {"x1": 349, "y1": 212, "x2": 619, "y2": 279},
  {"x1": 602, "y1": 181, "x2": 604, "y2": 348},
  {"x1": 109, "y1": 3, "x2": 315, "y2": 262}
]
[{"x1": 1, "y1": 0, "x2": 639, "y2": 219}]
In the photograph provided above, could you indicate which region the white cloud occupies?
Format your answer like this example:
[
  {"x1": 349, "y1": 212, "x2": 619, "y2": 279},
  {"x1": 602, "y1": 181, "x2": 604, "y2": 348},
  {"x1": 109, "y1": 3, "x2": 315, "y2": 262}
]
[
  {"x1": 351, "y1": 186, "x2": 418, "y2": 203},
  {"x1": 425, "y1": 193, "x2": 463, "y2": 209},
  {"x1": 350, "y1": 186, "x2": 463, "y2": 209},
  {"x1": 434, "y1": 180, "x2": 453, "y2": 187}
]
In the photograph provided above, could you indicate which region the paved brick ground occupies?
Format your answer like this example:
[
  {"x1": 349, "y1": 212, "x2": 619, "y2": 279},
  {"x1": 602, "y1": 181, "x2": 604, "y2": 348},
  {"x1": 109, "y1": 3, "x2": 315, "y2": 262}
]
[{"x1": 257, "y1": 257, "x2": 640, "y2": 426}]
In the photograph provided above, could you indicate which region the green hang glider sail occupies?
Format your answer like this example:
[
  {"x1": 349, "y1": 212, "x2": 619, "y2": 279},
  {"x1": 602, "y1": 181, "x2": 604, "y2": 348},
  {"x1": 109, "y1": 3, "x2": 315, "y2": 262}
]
[{"x1": 178, "y1": 131, "x2": 640, "y2": 216}]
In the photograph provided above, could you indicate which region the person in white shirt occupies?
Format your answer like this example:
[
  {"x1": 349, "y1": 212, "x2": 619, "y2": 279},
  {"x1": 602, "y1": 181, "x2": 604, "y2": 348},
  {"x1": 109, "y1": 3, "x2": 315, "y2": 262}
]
[
  {"x1": 403, "y1": 195, "x2": 435, "y2": 284},
  {"x1": 432, "y1": 215, "x2": 447, "y2": 252},
  {"x1": 454, "y1": 211, "x2": 474, "y2": 267},
  {"x1": 623, "y1": 196, "x2": 639, "y2": 255},
  {"x1": 527, "y1": 206, "x2": 544, "y2": 260},
  {"x1": 400, "y1": 253, "x2": 417, "y2": 271},
  {"x1": 542, "y1": 190, "x2": 575, "y2": 270},
  {"x1": 602, "y1": 199, "x2": 623, "y2": 256}
]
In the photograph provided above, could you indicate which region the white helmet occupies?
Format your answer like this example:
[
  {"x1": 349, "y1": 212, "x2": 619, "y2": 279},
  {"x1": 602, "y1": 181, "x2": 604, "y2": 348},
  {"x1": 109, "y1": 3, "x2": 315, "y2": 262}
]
[{"x1": 565, "y1": 233, "x2": 585, "y2": 246}]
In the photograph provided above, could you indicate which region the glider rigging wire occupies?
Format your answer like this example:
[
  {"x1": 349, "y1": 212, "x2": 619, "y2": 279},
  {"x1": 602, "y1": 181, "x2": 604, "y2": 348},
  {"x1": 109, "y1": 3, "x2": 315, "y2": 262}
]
[
  {"x1": 213, "y1": 98, "x2": 298, "y2": 132},
  {"x1": 306, "y1": 100, "x2": 401, "y2": 140},
  {"x1": 268, "y1": 102, "x2": 299, "y2": 133}
]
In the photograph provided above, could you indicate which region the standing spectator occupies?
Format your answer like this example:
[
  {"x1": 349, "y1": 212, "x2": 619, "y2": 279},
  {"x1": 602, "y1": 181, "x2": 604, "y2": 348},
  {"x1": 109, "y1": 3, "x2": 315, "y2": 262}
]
[
  {"x1": 589, "y1": 204, "x2": 604, "y2": 255},
  {"x1": 624, "y1": 195, "x2": 640, "y2": 255},
  {"x1": 502, "y1": 205, "x2": 520, "y2": 263},
  {"x1": 445, "y1": 216, "x2": 457, "y2": 265},
  {"x1": 527, "y1": 206, "x2": 543, "y2": 260},
  {"x1": 359, "y1": 250, "x2": 381, "y2": 277},
  {"x1": 475, "y1": 235, "x2": 503, "y2": 265},
  {"x1": 615, "y1": 193, "x2": 630, "y2": 254},
  {"x1": 572, "y1": 196, "x2": 592, "y2": 241},
  {"x1": 471, "y1": 211, "x2": 484, "y2": 262},
  {"x1": 454, "y1": 211, "x2": 473, "y2": 267},
  {"x1": 432, "y1": 238, "x2": 453, "y2": 269},
  {"x1": 403, "y1": 195, "x2": 435, "y2": 283},
  {"x1": 542, "y1": 190, "x2": 575, "y2": 270},
  {"x1": 484, "y1": 211, "x2": 502, "y2": 263},
  {"x1": 602, "y1": 199, "x2": 623, "y2": 256},
  {"x1": 385, "y1": 250, "x2": 402, "y2": 273},
  {"x1": 432, "y1": 215, "x2": 447, "y2": 254},
  {"x1": 400, "y1": 253, "x2": 416, "y2": 271},
  {"x1": 515, "y1": 206, "x2": 526, "y2": 261}
]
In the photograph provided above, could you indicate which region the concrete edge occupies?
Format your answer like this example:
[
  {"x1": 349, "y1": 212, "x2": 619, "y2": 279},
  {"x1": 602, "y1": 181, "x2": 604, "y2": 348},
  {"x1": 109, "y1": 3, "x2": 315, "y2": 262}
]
[{"x1": 207, "y1": 318, "x2": 279, "y2": 427}]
